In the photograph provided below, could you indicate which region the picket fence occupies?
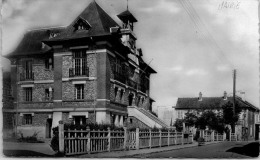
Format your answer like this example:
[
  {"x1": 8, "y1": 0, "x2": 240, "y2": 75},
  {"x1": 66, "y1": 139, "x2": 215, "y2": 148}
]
[
  {"x1": 202, "y1": 130, "x2": 237, "y2": 142},
  {"x1": 58, "y1": 122, "x2": 193, "y2": 156},
  {"x1": 203, "y1": 130, "x2": 225, "y2": 142}
]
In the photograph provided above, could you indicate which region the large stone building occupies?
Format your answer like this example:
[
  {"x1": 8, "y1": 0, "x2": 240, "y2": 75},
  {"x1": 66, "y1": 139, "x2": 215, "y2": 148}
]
[
  {"x1": 175, "y1": 92, "x2": 260, "y2": 140},
  {"x1": 3, "y1": 2, "x2": 167, "y2": 139}
]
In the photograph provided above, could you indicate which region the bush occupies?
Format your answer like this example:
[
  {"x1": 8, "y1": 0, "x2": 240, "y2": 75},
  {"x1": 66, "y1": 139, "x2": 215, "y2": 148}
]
[
  {"x1": 17, "y1": 131, "x2": 43, "y2": 143},
  {"x1": 50, "y1": 126, "x2": 59, "y2": 152}
]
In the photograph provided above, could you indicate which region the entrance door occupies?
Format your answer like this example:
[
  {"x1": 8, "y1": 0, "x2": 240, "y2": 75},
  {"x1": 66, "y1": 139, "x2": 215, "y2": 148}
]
[
  {"x1": 46, "y1": 119, "x2": 52, "y2": 138},
  {"x1": 255, "y1": 124, "x2": 259, "y2": 140}
]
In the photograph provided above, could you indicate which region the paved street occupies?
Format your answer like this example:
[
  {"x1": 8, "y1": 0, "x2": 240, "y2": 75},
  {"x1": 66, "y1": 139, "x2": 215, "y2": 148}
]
[{"x1": 129, "y1": 141, "x2": 259, "y2": 158}]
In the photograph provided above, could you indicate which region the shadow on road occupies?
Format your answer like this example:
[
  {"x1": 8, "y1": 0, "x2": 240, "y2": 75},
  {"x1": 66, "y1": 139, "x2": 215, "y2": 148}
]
[
  {"x1": 3, "y1": 150, "x2": 54, "y2": 157},
  {"x1": 226, "y1": 142, "x2": 259, "y2": 157}
]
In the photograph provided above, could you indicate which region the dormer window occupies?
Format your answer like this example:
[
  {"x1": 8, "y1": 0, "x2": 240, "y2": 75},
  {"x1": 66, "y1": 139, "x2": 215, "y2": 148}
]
[
  {"x1": 49, "y1": 33, "x2": 57, "y2": 39},
  {"x1": 73, "y1": 18, "x2": 91, "y2": 31}
]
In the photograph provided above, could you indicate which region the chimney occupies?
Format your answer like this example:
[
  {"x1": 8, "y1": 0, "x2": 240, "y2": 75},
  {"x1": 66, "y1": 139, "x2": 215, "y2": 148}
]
[
  {"x1": 223, "y1": 91, "x2": 227, "y2": 100},
  {"x1": 240, "y1": 91, "x2": 246, "y2": 101},
  {"x1": 198, "y1": 92, "x2": 202, "y2": 101}
]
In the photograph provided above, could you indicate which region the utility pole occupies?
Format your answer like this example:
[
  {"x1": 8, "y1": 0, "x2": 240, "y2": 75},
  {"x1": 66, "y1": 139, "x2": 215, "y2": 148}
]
[
  {"x1": 233, "y1": 69, "x2": 236, "y2": 116},
  {"x1": 232, "y1": 69, "x2": 236, "y2": 133}
]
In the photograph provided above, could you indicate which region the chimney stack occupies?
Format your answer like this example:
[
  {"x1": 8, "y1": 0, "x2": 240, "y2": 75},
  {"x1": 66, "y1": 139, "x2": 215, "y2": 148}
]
[
  {"x1": 198, "y1": 92, "x2": 202, "y2": 101},
  {"x1": 240, "y1": 91, "x2": 246, "y2": 101},
  {"x1": 223, "y1": 91, "x2": 227, "y2": 100}
]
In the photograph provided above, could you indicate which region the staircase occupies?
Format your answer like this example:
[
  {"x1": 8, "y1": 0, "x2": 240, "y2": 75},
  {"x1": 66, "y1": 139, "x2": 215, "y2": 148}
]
[{"x1": 127, "y1": 106, "x2": 169, "y2": 128}]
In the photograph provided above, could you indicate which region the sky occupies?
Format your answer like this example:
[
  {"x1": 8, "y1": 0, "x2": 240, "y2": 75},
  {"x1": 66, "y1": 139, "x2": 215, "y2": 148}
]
[{"x1": 2, "y1": 0, "x2": 259, "y2": 109}]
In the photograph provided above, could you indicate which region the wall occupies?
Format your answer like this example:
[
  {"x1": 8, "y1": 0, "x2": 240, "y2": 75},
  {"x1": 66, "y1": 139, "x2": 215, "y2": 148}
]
[
  {"x1": 126, "y1": 116, "x2": 150, "y2": 129},
  {"x1": 17, "y1": 113, "x2": 51, "y2": 139}
]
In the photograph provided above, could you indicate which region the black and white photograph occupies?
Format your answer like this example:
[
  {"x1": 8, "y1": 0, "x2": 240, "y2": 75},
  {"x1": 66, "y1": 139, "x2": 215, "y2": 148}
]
[{"x1": 1, "y1": 0, "x2": 259, "y2": 158}]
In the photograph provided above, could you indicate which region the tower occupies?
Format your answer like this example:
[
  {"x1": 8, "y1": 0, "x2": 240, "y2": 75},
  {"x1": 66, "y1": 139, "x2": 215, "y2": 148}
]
[{"x1": 117, "y1": 9, "x2": 139, "y2": 64}]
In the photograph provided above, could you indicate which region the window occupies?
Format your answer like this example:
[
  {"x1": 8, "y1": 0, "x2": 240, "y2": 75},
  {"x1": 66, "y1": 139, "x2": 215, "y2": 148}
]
[
  {"x1": 45, "y1": 89, "x2": 50, "y2": 101},
  {"x1": 22, "y1": 60, "x2": 33, "y2": 80},
  {"x1": 116, "y1": 59, "x2": 122, "y2": 74},
  {"x1": 75, "y1": 84, "x2": 84, "y2": 100},
  {"x1": 120, "y1": 89, "x2": 124, "y2": 100},
  {"x1": 45, "y1": 88, "x2": 54, "y2": 101},
  {"x1": 23, "y1": 114, "x2": 32, "y2": 125},
  {"x1": 73, "y1": 116, "x2": 86, "y2": 125},
  {"x1": 25, "y1": 88, "x2": 32, "y2": 101},
  {"x1": 114, "y1": 87, "x2": 118, "y2": 98},
  {"x1": 130, "y1": 118, "x2": 133, "y2": 124},
  {"x1": 45, "y1": 57, "x2": 53, "y2": 70},
  {"x1": 177, "y1": 111, "x2": 183, "y2": 119},
  {"x1": 73, "y1": 50, "x2": 87, "y2": 76}
]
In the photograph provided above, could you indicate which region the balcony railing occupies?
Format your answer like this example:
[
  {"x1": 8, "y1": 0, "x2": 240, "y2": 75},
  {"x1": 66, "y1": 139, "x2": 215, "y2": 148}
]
[
  {"x1": 20, "y1": 71, "x2": 34, "y2": 81},
  {"x1": 114, "y1": 72, "x2": 126, "y2": 84},
  {"x1": 69, "y1": 67, "x2": 89, "y2": 77}
]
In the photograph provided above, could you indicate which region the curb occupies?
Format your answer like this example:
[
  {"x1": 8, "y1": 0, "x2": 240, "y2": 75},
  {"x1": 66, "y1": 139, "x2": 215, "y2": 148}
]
[{"x1": 120, "y1": 141, "x2": 223, "y2": 157}]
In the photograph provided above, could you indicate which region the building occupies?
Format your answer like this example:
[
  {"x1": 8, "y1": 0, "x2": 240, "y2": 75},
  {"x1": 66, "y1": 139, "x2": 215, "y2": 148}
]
[
  {"x1": 3, "y1": 1, "x2": 167, "y2": 139},
  {"x1": 157, "y1": 106, "x2": 176, "y2": 126},
  {"x1": 175, "y1": 92, "x2": 259, "y2": 140},
  {"x1": 2, "y1": 71, "x2": 15, "y2": 138}
]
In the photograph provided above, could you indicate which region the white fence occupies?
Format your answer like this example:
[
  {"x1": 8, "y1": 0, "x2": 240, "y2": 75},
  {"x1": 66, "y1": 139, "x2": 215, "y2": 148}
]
[
  {"x1": 201, "y1": 130, "x2": 238, "y2": 142},
  {"x1": 58, "y1": 122, "x2": 193, "y2": 156}
]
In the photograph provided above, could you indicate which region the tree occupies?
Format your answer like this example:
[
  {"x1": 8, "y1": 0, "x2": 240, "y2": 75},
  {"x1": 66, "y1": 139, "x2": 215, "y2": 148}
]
[
  {"x1": 174, "y1": 119, "x2": 184, "y2": 132},
  {"x1": 184, "y1": 112, "x2": 198, "y2": 127},
  {"x1": 195, "y1": 110, "x2": 225, "y2": 133},
  {"x1": 222, "y1": 101, "x2": 242, "y2": 133}
]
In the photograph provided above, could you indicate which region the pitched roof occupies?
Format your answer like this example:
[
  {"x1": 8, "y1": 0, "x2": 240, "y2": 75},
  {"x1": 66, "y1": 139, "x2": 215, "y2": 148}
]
[
  {"x1": 45, "y1": 2, "x2": 119, "y2": 42},
  {"x1": 175, "y1": 96, "x2": 259, "y2": 111},
  {"x1": 6, "y1": 27, "x2": 65, "y2": 58},
  {"x1": 117, "y1": 10, "x2": 138, "y2": 22}
]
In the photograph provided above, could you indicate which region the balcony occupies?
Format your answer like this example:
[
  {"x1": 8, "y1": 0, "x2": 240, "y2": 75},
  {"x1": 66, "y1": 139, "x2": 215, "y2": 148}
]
[
  {"x1": 114, "y1": 72, "x2": 126, "y2": 84},
  {"x1": 127, "y1": 79, "x2": 138, "y2": 89},
  {"x1": 69, "y1": 67, "x2": 89, "y2": 77},
  {"x1": 20, "y1": 71, "x2": 34, "y2": 81}
]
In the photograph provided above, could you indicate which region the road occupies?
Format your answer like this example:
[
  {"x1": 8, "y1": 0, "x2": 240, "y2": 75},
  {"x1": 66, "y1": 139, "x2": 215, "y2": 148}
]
[{"x1": 130, "y1": 141, "x2": 259, "y2": 158}]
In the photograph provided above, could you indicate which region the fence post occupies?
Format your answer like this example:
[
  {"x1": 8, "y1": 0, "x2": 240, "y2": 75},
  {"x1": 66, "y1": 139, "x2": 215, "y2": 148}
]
[
  {"x1": 149, "y1": 129, "x2": 152, "y2": 149},
  {"x1": 58, "y1": 120, "x2": 64, "y2": 154},
  {"x1": 167, "y1": 130, "x2": 170, "y2": 146},
  {"x1": 191, "y1": 133, "x2": 194, "y2": 143},
  {"x1": 108, "y1": 127, "x2": 111, "y2": 152},
  {"x1": 223, "y1": 133, "x2": 226, "y2": 141},
  {"x1": 212, "y1": 131, "x2": 214, "y2": 141},
  {"x1": 86, "y1": 126, "x2": 90, "y2": 154},
  {"x1": 230, "y1": 132, "x2": 231, "y2": 141},
  {"x1": 181, "y1": 132, "x2": 184, "y2": 145},
  {"x1": 123, "y1": 127, "x2": 127, "y2": 150},
  {"x1": 136, "y1": 128, "x2": 139, "y2": 150},
  {"x1": 159, "y1": 129, "x2": 162, "y2": 147}
]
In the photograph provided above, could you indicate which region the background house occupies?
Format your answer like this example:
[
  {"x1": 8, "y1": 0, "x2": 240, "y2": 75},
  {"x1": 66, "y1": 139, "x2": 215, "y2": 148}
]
[
  {"x1": 157, "y1": 106, "x2": 176, "y2": 126},
  {"x1": 3, "y1": 1, "x2": 167, "y2": 139},
  {"x1": 175, "y1": 92, "x2": 259, "y2": 140}
]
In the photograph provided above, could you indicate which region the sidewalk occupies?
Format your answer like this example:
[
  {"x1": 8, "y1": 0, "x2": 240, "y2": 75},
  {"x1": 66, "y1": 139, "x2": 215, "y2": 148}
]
[
  {"x1": 78, "y1": 141, "x2": 222, "y2": 158},
  {"x1": 2, "y1": 140, "x2": 56, "y2": 157}
]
